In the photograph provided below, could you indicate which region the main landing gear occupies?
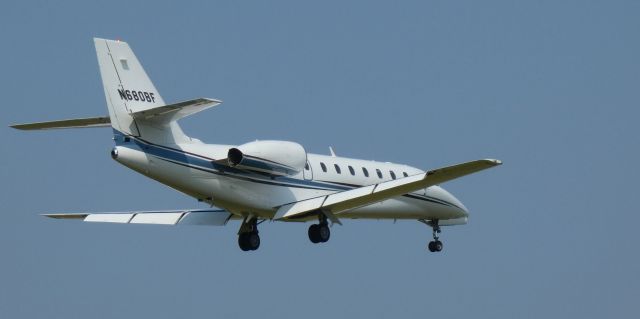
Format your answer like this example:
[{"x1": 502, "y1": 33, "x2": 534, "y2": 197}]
[
  {"x1": 238, "y1": 217, "x2": 261, "y2": 251},
  {"x1": 308, "y1": 214, "x2": 330, "y2": 244},
  {"x1": 420, "y1": 219, "x2": 443, "y2": 253}
]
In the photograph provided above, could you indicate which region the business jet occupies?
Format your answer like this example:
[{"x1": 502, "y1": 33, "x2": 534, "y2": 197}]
[{"x1": 11, "y1": 38, "x2": 501, "y2": 252}]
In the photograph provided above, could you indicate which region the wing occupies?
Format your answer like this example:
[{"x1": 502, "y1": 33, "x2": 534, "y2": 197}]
[
  {"x1": 44, "y1": 208, "x2": 237, "y2": 226},
  {"x1": 274, "y1": 159, "x2": 502, "y2": 222}
]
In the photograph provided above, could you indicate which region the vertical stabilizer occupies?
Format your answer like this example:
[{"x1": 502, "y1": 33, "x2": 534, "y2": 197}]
[{"x1": 94, "y1": 38, "x2": 188, "y2": 144}]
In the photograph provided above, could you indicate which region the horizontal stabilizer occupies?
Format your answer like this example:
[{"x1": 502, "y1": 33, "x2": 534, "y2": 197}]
[
  {"x1": 275, "y1": 159, "x2": 502, "y2": 221},
  {"x1": 131, "y1": 98, "x2": 222, "y2": 122},
  {"x1": 10, "y1": 98, "x2": 219, "y2": 131},
  {"x1": 10, "y1": 116, "x2": 110, "y2": 130},
  {"x1": 43, "y1": 209, "x2": 236, "y2": 226}
]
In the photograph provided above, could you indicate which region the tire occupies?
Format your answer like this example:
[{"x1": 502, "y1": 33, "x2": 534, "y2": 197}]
[
  {"x1": 308, "y1": 224, "x2": 320, "y2": 243},
  {"x1": 318, "y1": 224, "x2": 330, "y2": 243},
  {"x1": 247, "y1": 232, "x2": 260, "y2": 251},
  {"x1": 238, "y1": 233, "x2": 250, "y2": 251},
  {"x1": 434, "y1": 240, "x2": 443, "y2": 252},
  {"x1": 428, "y1": 241, "x2": 436, "y2": 252}
]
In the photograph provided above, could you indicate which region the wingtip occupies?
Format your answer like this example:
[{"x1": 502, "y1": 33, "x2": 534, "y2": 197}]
[
  {"x1": 204, "y1": 97, "x2": 223, "y2": 104},
  {"x1": 9, "y1": 123, "x2": 27, "y2": 130},
  {"x1": 485, "y1": 159, "x2": 503, "y2": 166}
]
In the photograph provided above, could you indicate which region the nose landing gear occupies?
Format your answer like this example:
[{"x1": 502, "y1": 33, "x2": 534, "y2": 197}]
[
  {"x1": 428, "y1": 229, "x2": 443, "y2": 252},
  {"x1": 420, "y1": 219, "x2": 444, "y2": 253}
]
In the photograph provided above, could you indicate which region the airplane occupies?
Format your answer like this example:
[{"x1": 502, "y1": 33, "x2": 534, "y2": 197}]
[{"x1": 10, "y1": 38, "x2": 502, "y2": 252}]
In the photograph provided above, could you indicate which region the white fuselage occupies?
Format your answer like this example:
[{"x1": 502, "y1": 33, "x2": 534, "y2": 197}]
[
  {"x1": 12, "y1": 38, "x2": 502, "y2": 253},
  {"x1": 112, "y1": 135, "x2": 469, "y2": 224}
]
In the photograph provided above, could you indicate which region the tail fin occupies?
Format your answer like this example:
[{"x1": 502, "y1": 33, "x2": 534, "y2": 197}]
[
  {"x1": 10, "y1": 39, "x2": 219, "y2": 142},
  {"x1": 94, "y1": 38, "x2": 188, "y2": 144}
]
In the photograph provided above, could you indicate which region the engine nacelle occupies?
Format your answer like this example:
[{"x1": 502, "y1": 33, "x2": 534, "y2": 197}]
[{"x1": 227, "y1": 140, "x2": 307, "y2": 176}]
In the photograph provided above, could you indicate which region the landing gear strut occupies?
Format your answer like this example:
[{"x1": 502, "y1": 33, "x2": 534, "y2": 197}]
[
  {"x1": 238, "y1": 217, "x2": 260, "y2": 251},
  {"x1": 308, "y1": 214, "x2": 330, "y2": 244},
  {"x1": 420, "y1": 219, "x2": 443, "y2": 252}
]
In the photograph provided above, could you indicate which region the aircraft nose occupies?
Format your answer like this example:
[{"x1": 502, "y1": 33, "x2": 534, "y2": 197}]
[{"x1": 430, "y1": 186, "x2": 468, "y2": 217}]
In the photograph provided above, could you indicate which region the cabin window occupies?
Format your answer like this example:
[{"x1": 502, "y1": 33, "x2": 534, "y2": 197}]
[
  {"x1": 403, "y1": 172, "x2": 408, "y2": 177},
  {"x1": 362, "y1": 167, "x2": 369, "y2": 177},
  {"x1": 334, "y1": 164, "x2": 341, "y2": 174},
  {"x1": 320, "y1": 162, "x2": 327, "y2": 172},
  {"x1": 390, "y1": 171, "x2": 396, "y2": 180},
  {"x1": 305, "y1": 162, "x2": 310, "y2": 170},
  {"x1": 376, "y1": 169, "x2": 383, "y2": 179},
  {"x1": 348, "y1": 165, "x2": 355, "y2": 176}
]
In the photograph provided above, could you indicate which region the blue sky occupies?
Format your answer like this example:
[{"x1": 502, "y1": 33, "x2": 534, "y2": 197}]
[{"x1": 1, "y1": 1, "x2": 639, "y2": 318}]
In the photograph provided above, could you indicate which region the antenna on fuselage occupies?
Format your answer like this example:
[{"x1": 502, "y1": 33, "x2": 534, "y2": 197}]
[{"x1": 329, "y1": 146, "x2": 337, "y2": 157}]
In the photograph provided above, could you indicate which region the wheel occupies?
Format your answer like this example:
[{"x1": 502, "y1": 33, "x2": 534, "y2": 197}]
[
  {"x1": 434, "y1": 240, "x2": 443, "y2": 252},
  {"x1": 428, "y1": 241, "x2": 436, "y2": 252},
  {"x1": 238, "y1": 233, "x2": 250, "y2": 251},
  {"x1": 308, "y1": 224, "x2": 320, "y2": 243},
  {"x1": 318, "y1": 224, "x2": 330, "y2": 243},
  {"x1": 238, "y1": 232, "x2": 260, "y2": 251},
  {"x1": 247, "y1": 232, "x2": 260, "y2": 251}
]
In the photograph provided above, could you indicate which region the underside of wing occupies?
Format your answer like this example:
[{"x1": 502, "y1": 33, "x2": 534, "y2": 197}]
[
  {"x1": 44, "y1": 209, "x2": 237, "y2": 226},
  {"x1": 274, "y1": 159, "x2": 502, "y2": 222}
]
